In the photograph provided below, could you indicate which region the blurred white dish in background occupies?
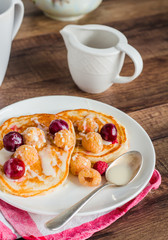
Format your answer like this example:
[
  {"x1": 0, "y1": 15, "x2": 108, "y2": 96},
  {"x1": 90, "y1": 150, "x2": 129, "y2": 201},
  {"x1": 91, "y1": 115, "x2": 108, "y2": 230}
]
[
  {"x1": 32, "y1": 0, "x2": 103, "y2": 21},
  {"x1": 0, "y1": 0, "x2": 24, "y2": 86}
]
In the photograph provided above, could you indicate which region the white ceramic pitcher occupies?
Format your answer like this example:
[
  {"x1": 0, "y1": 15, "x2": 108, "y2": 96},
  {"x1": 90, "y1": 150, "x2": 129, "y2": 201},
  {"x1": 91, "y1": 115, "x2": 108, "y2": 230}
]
[
  {"x1": 60, "y1": 24, "x2": 143, "y2": 93},
  {"x1": 0, "y1": 0, "x2": 24, "y2": 86}
]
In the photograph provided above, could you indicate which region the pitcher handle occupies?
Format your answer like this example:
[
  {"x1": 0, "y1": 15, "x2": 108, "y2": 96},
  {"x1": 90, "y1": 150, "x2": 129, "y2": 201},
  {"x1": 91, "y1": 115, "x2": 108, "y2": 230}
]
[
  {"x1": 12, "y1": 0, "x2": 24, "y2": 40},
  {"x1": 113, "y1": 43, "x2": 143, "y2": 83}
]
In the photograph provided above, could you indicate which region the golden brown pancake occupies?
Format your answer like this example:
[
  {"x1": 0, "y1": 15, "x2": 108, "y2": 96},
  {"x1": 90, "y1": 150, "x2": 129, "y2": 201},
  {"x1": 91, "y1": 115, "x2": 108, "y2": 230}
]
[
  {"x1": 0, "y1": 114, "x2": 75, "y2": 197},
  {"x1": 58, "y1": 109, "x2": 129, "y2": 163}
]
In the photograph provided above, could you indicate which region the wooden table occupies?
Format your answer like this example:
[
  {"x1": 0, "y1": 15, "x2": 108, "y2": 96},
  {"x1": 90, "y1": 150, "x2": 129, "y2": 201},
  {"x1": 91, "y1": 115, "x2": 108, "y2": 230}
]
[{"x1": 0, "y1": 0, "x2": 168, "y2": 239}]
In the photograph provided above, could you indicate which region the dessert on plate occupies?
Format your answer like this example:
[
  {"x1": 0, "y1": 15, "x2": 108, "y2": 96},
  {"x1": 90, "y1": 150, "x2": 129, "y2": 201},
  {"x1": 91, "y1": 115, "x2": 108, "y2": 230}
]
[
  {"x1": 0, "y1": 109, "x2": 129, "y2": 195},
  {"x1": 0, "y1": 114, "x2": 75, "y2": 197}
]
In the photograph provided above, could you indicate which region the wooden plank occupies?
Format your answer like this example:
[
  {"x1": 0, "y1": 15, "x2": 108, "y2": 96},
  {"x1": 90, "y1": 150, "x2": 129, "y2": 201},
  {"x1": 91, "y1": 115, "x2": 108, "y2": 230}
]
[
  {"x1": 1, "y1": 2, "x2": 166, "y2": 112},
  {"x1": 13, "y1": 13, "x2": 168, "y2": 61},
  {"x1": 0, "y1": 53, "x2": 167, "y2": 112},
  {"x1": 19, "y1": 0, "x2": 168, "y2": 40},
  {"x1": 128, "y1": 104, "x2": 168, "y2": 140}
]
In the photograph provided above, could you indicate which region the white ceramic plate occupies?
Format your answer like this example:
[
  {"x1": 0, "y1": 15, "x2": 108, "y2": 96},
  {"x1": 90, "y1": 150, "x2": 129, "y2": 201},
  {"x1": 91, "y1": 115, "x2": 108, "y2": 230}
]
[{"x1": 0, "y1": 96, "x2": 155, "y2": 216}]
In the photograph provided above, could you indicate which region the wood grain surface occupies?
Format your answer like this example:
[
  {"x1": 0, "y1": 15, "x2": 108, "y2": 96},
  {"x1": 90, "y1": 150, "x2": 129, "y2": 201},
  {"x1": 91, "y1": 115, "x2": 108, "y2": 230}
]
[{"x1": 0, "y1": 0, "x2": 168, "y2": 239}]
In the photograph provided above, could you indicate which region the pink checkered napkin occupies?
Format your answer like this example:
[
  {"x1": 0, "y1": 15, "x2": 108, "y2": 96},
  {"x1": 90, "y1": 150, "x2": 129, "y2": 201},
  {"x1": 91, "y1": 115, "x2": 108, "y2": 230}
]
[{"x1": 0, "y1": 170, "x2": 161, "y2": 240}]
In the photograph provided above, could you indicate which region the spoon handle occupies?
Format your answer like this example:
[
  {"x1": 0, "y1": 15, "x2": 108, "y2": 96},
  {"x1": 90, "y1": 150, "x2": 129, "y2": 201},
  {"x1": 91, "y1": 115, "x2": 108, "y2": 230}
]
[{"x1": 45, "y1": 182, "x2": 111, "y2": 230}]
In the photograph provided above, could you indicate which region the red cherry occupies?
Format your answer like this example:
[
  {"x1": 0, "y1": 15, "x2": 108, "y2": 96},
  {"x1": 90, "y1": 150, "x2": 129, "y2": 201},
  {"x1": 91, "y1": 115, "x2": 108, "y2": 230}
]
[
  {"x1": 3, "y1": 158, "x2": 25, "y2": 180},
  {"x1": 100, "y1": 123, "x2": 117, "y2": 142},
  {"x1": 3, "y1": 131, "x2": 23, "y2": 152},
  {"x1": 49, "y1": 119, "x2": 69, "y2": 135}
]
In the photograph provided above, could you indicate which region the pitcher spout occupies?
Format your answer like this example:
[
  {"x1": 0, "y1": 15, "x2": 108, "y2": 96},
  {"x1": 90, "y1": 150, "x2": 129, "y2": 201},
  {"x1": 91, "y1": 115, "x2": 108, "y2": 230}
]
[{"x1": 60, "y1": 25, "x2": 75, "y2": 50}]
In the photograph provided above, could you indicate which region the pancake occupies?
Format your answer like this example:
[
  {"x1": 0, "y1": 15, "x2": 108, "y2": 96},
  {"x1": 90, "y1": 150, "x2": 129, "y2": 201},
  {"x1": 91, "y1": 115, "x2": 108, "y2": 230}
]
[
  {"x1": 0, "y1": 114, "x2": 75, "y2": 197},
  {"x1": 58, "y1": 109, "x2": 129, "y2": 163}
]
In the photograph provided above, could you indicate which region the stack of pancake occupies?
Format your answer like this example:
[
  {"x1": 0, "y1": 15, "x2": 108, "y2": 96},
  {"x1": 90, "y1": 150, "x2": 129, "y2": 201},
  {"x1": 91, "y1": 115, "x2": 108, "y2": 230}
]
[{"x1": 0, "y1": 109, "x2": 128, "y2": 197}]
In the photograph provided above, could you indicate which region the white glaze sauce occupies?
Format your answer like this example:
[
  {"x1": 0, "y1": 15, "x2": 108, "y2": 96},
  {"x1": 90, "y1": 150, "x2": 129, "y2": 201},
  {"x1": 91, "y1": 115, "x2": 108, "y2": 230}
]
[
  {"x1": 106, "y1": 164, "x2": 133, "y2": 185},
  {"x1": 97, "y1": 117, "x2": 106, "y2": 125},
  {"x1": 39, "y1": 146, "x2": 56, "y2": 177},
  {"x1": 56, "y1": 152, "x2": 68, "y2": 171},
  {"x1": 102, "y1": 140, "x2": 112, "y2": 146},
  {"x1": 26, "y1": 165, "x2": 44, "y2": 182},
  {"x1": 0, "y1": 148, "x2": 12, "y2": 166}
]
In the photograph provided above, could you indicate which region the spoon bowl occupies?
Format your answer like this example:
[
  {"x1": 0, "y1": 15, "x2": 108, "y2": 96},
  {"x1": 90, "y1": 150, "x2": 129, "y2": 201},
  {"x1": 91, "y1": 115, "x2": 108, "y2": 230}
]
[
  {"x1": 106, "y1": 151, "x2": 142, "y2": 186},
  {"x1": 45, "y1": 151, "x2": 143, "y2": 230}
]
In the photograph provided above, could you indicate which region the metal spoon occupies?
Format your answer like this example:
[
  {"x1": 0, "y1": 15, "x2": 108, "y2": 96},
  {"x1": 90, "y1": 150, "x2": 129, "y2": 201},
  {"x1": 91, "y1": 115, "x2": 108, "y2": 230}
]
[{"x1": 45, "y1": 151, "x2": 142, "y2": 230}]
